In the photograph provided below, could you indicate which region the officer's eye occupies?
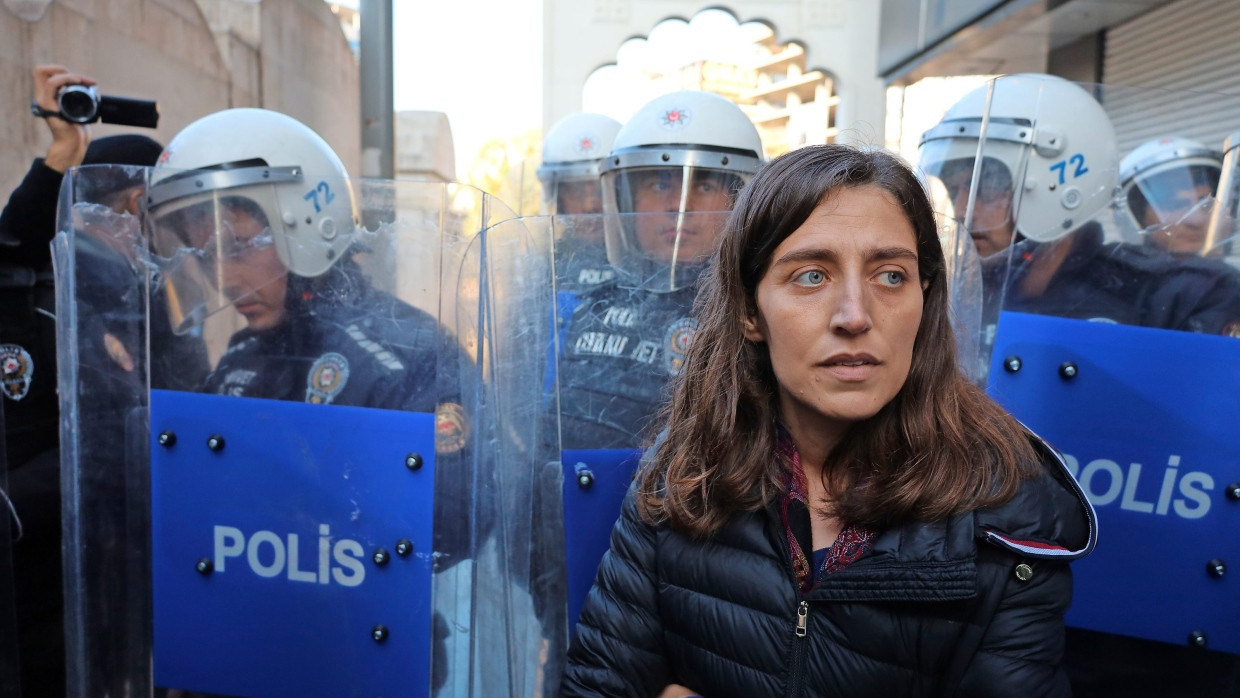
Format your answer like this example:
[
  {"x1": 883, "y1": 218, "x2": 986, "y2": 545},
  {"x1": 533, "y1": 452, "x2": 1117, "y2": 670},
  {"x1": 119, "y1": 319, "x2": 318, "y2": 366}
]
[{"x1": 794, "y1": 270, "x2": 826, "y2": 286}]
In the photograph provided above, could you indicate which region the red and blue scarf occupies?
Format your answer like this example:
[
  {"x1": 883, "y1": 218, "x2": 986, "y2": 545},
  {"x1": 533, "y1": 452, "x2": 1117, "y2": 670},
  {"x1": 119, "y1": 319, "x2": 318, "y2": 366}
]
[{"x1": 778, "y1": 431, "x2": 877, "y2": 593}]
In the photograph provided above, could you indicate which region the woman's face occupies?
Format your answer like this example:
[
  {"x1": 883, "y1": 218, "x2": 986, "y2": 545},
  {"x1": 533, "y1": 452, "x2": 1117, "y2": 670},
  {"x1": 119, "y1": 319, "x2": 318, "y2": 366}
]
[{"x1": 745, "y1": 185, "x2": 925, "y2": 437}]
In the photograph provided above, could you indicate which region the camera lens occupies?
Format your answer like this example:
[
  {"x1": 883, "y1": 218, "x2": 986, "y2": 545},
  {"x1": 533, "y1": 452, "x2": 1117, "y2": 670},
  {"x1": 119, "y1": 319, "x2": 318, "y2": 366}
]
[{"x1": 58, "y1": 85, "x2": 98, "y2": 124}]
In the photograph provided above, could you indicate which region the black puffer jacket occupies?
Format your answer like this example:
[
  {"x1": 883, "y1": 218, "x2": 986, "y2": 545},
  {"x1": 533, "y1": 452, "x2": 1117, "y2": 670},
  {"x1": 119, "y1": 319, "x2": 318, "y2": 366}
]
[{"x1": 562, "y1": 437, "x2": 1097, "y2": 697}]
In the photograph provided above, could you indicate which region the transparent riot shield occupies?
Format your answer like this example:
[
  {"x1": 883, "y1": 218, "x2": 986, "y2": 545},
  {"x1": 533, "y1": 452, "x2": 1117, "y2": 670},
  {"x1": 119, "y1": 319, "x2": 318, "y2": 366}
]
[
  {"x1": 481, "y1": 155, "x2": 544, "y2": 218},
  {"x1": 54, "y1": 164, "x2": 555, "y2": 697},
  {"x1": 432, "y1": 211, "x2": 557, "y2": 698},
  {"x1": 1208, "y1": 130, "x2": 1240, "y2": 269},
  {"x1": 533, "y1": 212, "x2": 721, "y2": 641},
  {"x1": 921, "y1": 77, "x2": 1240, "y2": 687}
]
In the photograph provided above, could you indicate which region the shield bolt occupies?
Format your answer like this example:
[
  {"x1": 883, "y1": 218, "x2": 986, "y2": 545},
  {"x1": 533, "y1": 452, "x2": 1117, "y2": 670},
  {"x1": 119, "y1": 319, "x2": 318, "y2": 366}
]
[
  {"x1": 373, "y1": 549, "x2": 390, "y2": 566},
  {"x1": 577, "y1": 470, "x2": 595, "y2": 489},
  {"x1": 395, "y1": 539, "x2": 413, "y2": 557},
  {"x1": 206, "y1": 434, "x2": 225, "y2": 452},
  {"x1": 1207, "y1": 559, "x2": 1226, "y2": 578},
  {"x1": 157, "y1": 430, "x2": 177, "y2": 447},
  {"x1": 1058, "y1": 362, "x2": 1078, "y2": 379},
  {"x1": 371, "y1": 625, "x2": 389, "y2": 643},
  {"x1": 1189, "y1": 631, "x2": 1208, "y2": 648},
  {"x1": 1226, "y1": 483, "x2": 1240, "y2": 501},
  {"x1": 405, "y1": 453, "x2": 423, "y2": 471},
  {"x1": 1003, "y1": 356, "x2": 1022, "y2": 373},
  {"x1": 196, "y1": 558, "x2": 213, "y2": 575}
]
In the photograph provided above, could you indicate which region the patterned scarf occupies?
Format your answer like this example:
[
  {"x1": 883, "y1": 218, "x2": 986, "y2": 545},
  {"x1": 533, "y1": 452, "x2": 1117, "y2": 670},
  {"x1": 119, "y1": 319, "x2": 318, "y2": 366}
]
[{"x1": 778, "y1": 430, "x2": 877, "y2": 593}]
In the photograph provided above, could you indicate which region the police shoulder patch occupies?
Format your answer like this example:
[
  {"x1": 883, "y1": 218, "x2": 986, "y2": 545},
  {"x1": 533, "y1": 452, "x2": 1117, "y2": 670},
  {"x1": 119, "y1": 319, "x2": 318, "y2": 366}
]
[
  {"x1": 0, "y1": 344, "x2": 33, "y2": 401},
  {"x1": 306, "y1": 352, "x2": 350, "y2": 404},
  {"x1": 663, "y1": 317, "x2": 698, "y2": 376},
  {"x1": 1224, "y1": 321, "x2": 1240, "y2": 338},
  {"x1": 435, "y1": 402, "x2": 470, "y2": 454}
]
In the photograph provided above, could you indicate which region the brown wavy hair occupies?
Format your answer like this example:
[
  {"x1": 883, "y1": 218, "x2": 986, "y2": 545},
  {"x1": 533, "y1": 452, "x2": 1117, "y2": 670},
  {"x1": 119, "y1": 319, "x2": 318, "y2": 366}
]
[{"x1": 637, "y1": 144, "x2": 1039, "y2": 537}]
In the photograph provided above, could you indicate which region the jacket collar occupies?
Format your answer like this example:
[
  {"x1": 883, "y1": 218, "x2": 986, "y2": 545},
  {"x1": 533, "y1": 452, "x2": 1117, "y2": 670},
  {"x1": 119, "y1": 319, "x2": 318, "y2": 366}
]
[{"x1": 777, "y1": 431, "x2": 1097, "y2": 604}]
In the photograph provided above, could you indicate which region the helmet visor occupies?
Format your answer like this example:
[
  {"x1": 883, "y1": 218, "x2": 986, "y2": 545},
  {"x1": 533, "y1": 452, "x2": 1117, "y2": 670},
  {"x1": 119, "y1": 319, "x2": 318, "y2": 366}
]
[
  {"x1": 919, "y1": 138, "x2": 1024, "y2": 258},
  {"x1": 546, "y1": 175, "x2": 605, "y2": 217},
  {"x1": 601, "y1": 165, "x2": 746, "y2": 291},
  {"x1": 1127, "y1": 166, "x2": 1221, "y2": 255},
  {"x1": 148, "y1": 191, "x2": 288, "y2": 335}
]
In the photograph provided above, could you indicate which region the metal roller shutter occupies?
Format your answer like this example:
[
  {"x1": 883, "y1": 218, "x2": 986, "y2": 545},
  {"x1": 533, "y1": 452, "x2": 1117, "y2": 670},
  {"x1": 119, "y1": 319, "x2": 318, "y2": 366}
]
[{"x1": 1103, "y1": 0, "x2": 1240, "y2": 154}]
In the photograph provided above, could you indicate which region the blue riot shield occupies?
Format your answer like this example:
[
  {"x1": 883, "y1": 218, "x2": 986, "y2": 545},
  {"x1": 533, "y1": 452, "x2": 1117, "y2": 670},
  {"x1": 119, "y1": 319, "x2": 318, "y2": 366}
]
[
  {"x1": 988, "y1": 313, "x2": 1239, "y2": 652},
  {"x1": 54, "y1": 166, "x2": 554, "y2": 697}
]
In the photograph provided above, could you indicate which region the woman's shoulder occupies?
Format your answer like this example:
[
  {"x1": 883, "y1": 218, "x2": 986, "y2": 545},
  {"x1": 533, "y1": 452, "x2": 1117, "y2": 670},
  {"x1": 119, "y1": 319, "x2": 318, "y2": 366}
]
[{"x1": 973, "y1": 432, "x2": 1098, "y2": 563}]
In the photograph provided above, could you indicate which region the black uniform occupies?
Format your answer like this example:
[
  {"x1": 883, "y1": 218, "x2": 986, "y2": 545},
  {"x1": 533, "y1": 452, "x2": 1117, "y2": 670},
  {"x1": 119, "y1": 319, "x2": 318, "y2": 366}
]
[
  {"x1": 986, "y1": 222, "x2": 1240, "y2": 338},
  {"x1": 986, "y1": 223, "x2": 1240, "y2": 696},
  {"x1": 202, "y1": 269, "x2": 464, "y2": 417},
  {"x1": 556, "y1": 280, "x2": 698, "y2": 450},
  {"x1": 0, "y1": 160, "x2": 68, "y2": 468}
]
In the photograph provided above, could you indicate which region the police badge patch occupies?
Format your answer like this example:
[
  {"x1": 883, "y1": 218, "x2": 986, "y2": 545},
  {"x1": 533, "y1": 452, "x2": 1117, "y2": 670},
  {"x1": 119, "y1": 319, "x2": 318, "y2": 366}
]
[
  {"x1": 664, "y1": 317, "x2": 697, "y2": 376},
  {"x1": 0, "y1": 343, "x2": 33, "y2": 401},
  {"x1": 1224, "y1": 321, "x2": 1240, "y2": 338},
  {"x1": 306, "y1": 352, "x2": 350, "y2": 404},
  {"x1": 435, "y1": 402, "x2": 469, "y2": 454}
]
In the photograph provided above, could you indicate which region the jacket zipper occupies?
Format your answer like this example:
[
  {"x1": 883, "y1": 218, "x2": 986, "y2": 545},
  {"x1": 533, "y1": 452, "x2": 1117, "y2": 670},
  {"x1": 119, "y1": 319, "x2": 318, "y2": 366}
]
[{"x1": 785, "y1": 600, "x2": 810, "y2": 697}]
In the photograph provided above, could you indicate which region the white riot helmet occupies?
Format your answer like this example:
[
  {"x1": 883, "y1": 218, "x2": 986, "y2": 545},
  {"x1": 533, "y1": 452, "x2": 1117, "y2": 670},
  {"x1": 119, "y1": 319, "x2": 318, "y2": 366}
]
[
  {"x1": 537, "y1": 112, "x2": 621, "y2": 215},
  {"x1": 600, "y1": 90, "x2": 763, "y2": 291},
  {"x1": 146, "y1": 108, "x2": 358, "y2": 332},
  {"x1": 919, "y1": 74, "x2": 1119, "y2": 248},
  {"x1": 1116, "y1": 136, "x2": 1221, "y2": 250}
]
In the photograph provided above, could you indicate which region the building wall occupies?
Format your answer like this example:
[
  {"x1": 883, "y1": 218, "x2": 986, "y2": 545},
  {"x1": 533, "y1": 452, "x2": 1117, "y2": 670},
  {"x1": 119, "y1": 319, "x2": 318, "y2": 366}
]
[
  {"x1": 543, "y1": 0, "x2": 887, "y2": 147},
  {"x1": 0, "y1": 0, "x2": 230, "y2": 199},
  {"x1": 0, "y1": 0, "x2": 360, "y2": 201},
  {"x1": 258, "y1": 0, "x2": 360, "y2": 173}
]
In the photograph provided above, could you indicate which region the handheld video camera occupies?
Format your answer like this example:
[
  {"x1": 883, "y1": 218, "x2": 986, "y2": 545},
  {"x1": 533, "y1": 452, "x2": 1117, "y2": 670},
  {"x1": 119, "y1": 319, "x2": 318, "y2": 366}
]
[{"x1": 30, "y1": 84, "x2": 160, "y2": 129}]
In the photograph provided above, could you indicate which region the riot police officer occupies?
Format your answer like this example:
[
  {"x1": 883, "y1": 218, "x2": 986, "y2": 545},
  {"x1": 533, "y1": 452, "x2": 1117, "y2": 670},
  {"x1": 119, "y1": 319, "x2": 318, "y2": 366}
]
[
  {"x1": 147, "y1": 108, "x2": 468, "y2": 425},
  {"x1": 919, "y1": 73, "x2": 1240, "y2": 697},
  {"x1": 555, "y1": 91, "x2": 763, "y2": 449},
  {"x1": 919, "y1": 73, "x2": 1240, "y2": 340},
  {"x1": 538, "y1": 112, "x2": 622, "y2": 294},
  {"x1": 1117, "y1": 136, "x2": 1223, "y2": 257}
]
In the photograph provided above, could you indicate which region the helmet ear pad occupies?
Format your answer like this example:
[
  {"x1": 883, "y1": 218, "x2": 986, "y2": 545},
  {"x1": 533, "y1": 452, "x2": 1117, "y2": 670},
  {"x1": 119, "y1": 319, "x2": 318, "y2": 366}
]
[{"x1": 269, "y1": 174, "x2": 355, "y2": 278}]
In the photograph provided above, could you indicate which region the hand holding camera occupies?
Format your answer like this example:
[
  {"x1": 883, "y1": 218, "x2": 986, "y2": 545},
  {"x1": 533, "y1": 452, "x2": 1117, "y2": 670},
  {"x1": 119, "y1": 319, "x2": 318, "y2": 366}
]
[
  {"x1": 28, "y1": 64, "x2": 160, "y2": 173},
  {"x1": 31, "y1": 64, "x2": 92, "y2": 173}
]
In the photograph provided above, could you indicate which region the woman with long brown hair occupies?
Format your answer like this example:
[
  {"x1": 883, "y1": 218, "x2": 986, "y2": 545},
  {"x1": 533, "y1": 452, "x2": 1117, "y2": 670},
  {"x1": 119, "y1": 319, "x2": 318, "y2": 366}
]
[{"x1": 561, "y1": 144, "x2": 1096, "y2": 697}]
